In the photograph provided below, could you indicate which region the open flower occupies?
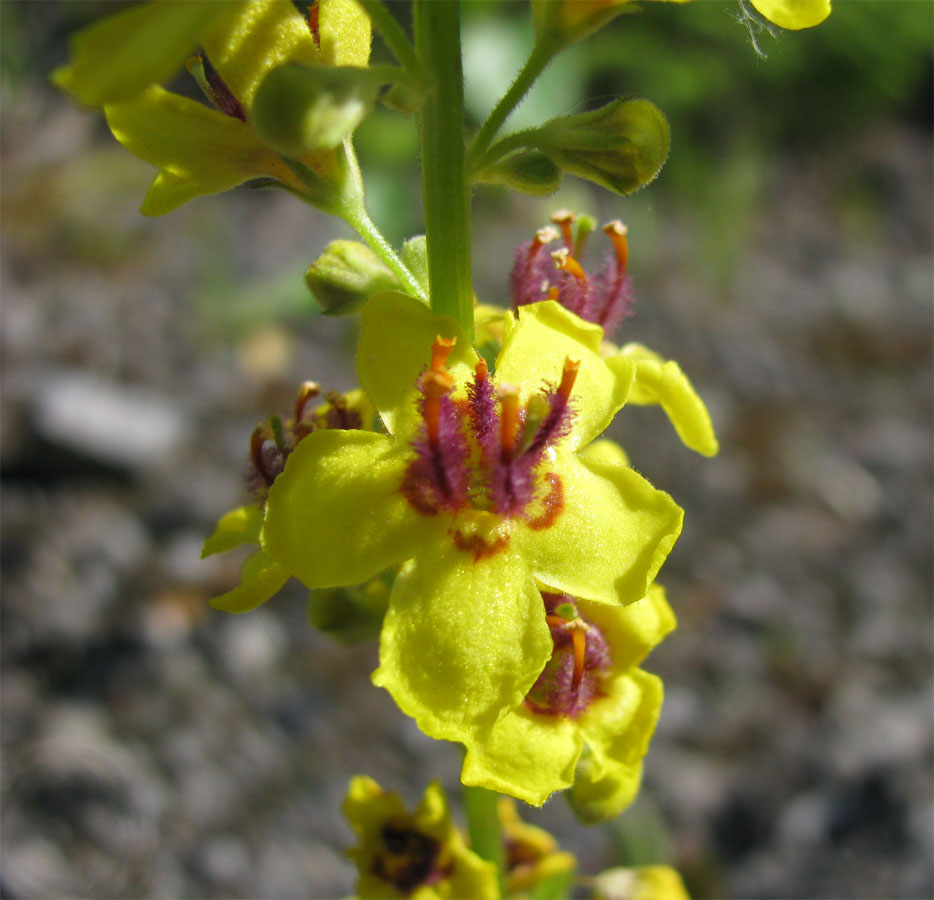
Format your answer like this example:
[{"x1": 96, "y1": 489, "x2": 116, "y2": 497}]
[
  {"x1": 592, "y1": 864, "x2": 690, "y2": 900},
  {"x1": 343, "y1": 776, "x2": 497, "y2": 900},
  {"x1": 261, "y1": 291, "x2": 683, "y2": 741},
  {"x1": 460, "y1": 584, "x2": 675, "y2": 813},
  {"x1": 201, "y1": 382, "x2": 374, "y2": 614},
  {"x1": 53, "y1": 0, "x2": 371, "y2": 215},
  {"x1": 498, "y1": 797, "x2": 577, "y2": 896}
]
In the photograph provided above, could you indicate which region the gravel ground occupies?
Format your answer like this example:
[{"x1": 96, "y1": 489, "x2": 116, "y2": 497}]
[{"x1": 2, "y1": 18, "x2": 932, "y2": 900}]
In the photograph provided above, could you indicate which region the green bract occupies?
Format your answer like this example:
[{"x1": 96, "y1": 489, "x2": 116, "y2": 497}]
[
  {"x1": 344, "y1": 776, "x2": 498, "y2": 900},
  {"x1": 261, "y1": 292, "x2": 683, "y2": 760},
  {"x1": 462, "y1": 585, "x2": 675, "y2": 810},
  {"x1": 53, "y1": 0, "x2": 371, "y2": 215}
]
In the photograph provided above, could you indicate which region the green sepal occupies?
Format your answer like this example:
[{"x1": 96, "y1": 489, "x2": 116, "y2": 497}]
[
  {"x1": 305, "y1": 239, "x2": 399, "y2": 315},
  {"x1": 202, "y1": 504, "x2": 262, "y2": 558},
  {"x1": 513, "y1": 98, "x2": 670, "y2": 197},
  {"x1": 476, "y1": 149, "x2": 562, "y2": 196},
  {"x1": 252, "y1": 63, "x2": 381, "y2": 157},
  {"x1": 307, "y1": 573, "x2": 392, "y2": 645}
]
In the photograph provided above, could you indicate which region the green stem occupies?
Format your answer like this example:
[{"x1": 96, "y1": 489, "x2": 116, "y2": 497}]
[
  {"x1": 360, "y1": 0, "x2": 425, "y2": 82},
  {"x1": 414, "y1": 0, "x2": 474, "y2": 340},
  {"x1": 466, "y1": 39, "x2": 557, "y2": 172},
  {"x1": 343, "y1": 204, "x2": 427, "y2": 303},
  {"x1": 286, "y1": 147, "x2": 426, "y2": 303},
  {"x1": 462, "y1": 783, "x2": 506, "y2": 897}
]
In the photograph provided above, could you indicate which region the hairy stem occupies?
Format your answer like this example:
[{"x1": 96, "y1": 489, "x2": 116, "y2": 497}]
[{"x1": 414, "y1": 0, "x2": 474, "y2": 339}]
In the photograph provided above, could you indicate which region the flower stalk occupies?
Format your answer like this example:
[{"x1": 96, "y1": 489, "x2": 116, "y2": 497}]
[{"x1": 413, "y1": 0, "x2": 474, "y2": 339}]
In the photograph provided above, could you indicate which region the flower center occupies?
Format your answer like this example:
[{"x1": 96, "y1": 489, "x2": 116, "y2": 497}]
[
  {"x1": 371, "y1": 820, "x2": 445, "y2": 895},
  {"x1": 523, "y1": 593, "x2": 612, "y2": 719},
  {"x1": 400, "y1": 337, "x2": 579, "y2": 531}
]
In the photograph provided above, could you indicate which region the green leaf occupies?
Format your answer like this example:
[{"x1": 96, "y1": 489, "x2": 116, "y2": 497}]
[
  {"x1": 508, "y1": 98, "x2": 670, "y2": 196},
  {"x1": 304, "y1": 239, "x2": 399, "y2": 315},
  {"x1": 252, "y1": 63, "x2": 381, "y2": 157}
]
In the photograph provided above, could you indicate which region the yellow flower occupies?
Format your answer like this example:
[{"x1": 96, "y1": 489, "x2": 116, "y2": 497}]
[
  {"x1": 343, "y1": 776, "x2": 497, "y2": 900},
  {"x1": 53, "y1": 0, "x2": 371, "y2": 215}
]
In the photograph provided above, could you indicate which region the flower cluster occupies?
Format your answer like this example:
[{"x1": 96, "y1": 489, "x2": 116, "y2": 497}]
[{"x1": 203, "y1": 270, "x2": 716, "y2": 808}]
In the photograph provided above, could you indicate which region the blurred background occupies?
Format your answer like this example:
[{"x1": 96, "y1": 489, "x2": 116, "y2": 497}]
[{"x1": 1, "y1": 1, "x2": 931, "y2": 897}]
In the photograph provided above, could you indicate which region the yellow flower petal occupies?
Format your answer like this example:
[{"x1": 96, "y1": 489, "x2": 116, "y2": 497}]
[
  {"x1": 262, "y1": 430, "x2": 434, "y2": 588},
  {"x1": 518, "y1": 454, "x2": 682, "y2": 606},
  {"x1": 617, "y1": 343, "x2": 718, "y2": 456},
  {"x1": 497, "y1": 301, "x2": 634, "y2": 451},
  {"x1": 201, "y1": 0, "x2": 320, "y2": 112},
  {"x1": 751, "y1": 0, "x2": 831, "y2": 29},
  {"x1": 51, "y1": 0, "x2": 228, "y2": 107},
  {"x1": 318, "y1": 0, "x2": 372, "y2": 66},
  {"x1": 462, "y1": 707, "x2": 581, "y2": 806},
  {"x1": 373, "y1": 537, "x2": 552, "y2": 738},
  {"x1": 209, "y1": 548, "x2": 289, "y2": 613},
  {"x1": 104, "y1": 86, "x2": 290, "y2": 206}
]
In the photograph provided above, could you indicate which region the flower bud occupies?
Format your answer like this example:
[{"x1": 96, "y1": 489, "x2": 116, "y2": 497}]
[
  {"x1": 523, "y1": 98, "x2": 670, "y2": 196},
  {"x1": 252, "y1": 62, "x2": 379, "y2": 157},
  {"x1": 305, "y1": 239, "x2": 399, "y2": 315},
  {"x1": 307, "y1": 576, "x2": 391, "y2": 644}
]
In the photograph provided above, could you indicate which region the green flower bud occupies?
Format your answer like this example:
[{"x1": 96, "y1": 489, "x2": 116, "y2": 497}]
[
  {"x1": 307, "y1": 576, "x2": 391, "y2": 645},
  {"x1": 252, "y1": 63, "x2": 380, "y2": 157},
  {"x1": 305, "y1": 239, "x2": 399, "y2": 315},
  {"x1": 522, "y1": 98, "x2": 670, "y2": 196}
]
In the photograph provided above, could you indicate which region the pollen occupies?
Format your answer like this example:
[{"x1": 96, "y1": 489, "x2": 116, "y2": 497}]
[
  {"x1": 557, "y1": 358, "x2": 580, "y2": 402},
  {"x1": 551, "y1": 248, "x2": 587, "y2": 282},
  {"x1": 603, "y1": 219, "x2": 629, "y2": 271}
]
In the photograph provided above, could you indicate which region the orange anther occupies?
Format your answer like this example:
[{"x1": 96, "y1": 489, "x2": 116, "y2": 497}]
[
  {"x1": 430, "y1": 335, "x2": 457, "y2": 374},
  {"x1": 294, "y1": 380, "x2": 321, "y2": 423},
  {"x1": 558, "y1": 358, "x2": 580, "y2": 402},
  {"x1": 550, "y1": 209, "x2": 576, "y2": 249},
  {"x1": 531, "y1": 225, "x2": 559, "y2": 255},
  {"x1": 570, "y1": 627, "x2": 586, "y2": 692},
  {"x1": 250, "y1": 424, "x2": 270, "y2": 469},
  {"x1": 551, "y1": 248, "x2": 587, "y2": 282},
  {"x1": 546, "y1": 286, "x2": 560, "y2": 301},
  {"x1": 498, "y1": 385, "x2": 520, "y2": 460},
  {"x1": 603, "y1": 220, "x2": 629, "y2": 271},
  {"x1": 475, "y1": 357, "x2": 488, "y2": 380}
]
